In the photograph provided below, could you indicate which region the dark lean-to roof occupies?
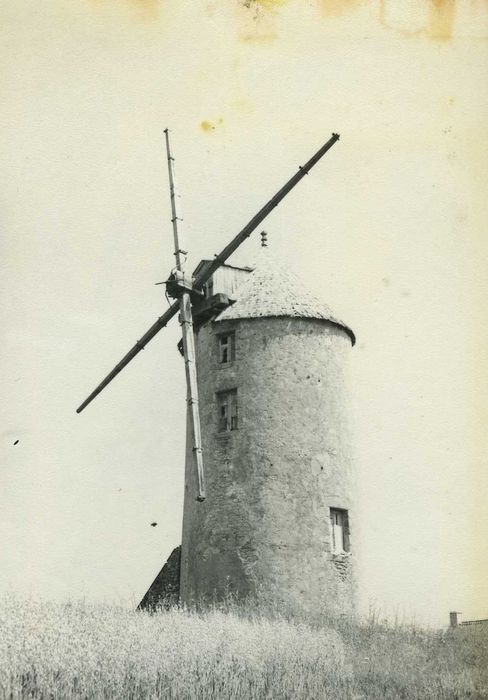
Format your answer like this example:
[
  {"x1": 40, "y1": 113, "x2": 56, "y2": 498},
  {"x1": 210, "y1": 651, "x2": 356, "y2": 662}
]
[{"x1": 214, "y1": 253, "x2": 355, "y2": 345}]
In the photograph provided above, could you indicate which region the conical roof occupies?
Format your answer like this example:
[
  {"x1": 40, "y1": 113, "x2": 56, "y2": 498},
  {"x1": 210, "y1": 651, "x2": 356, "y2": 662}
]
[{"x1": 214, "y1": 252, "x2": 355, "y2": 345}]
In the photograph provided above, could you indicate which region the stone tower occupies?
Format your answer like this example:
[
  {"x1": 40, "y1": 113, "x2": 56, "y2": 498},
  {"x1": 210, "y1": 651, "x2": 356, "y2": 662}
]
[{"x1": 178, "y1": 252, "x2": 356, "y2": 616}]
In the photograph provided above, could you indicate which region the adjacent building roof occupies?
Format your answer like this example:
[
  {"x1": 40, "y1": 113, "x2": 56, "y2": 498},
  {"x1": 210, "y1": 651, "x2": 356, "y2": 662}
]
[{"x1": 213, "y1": 253, "x2": 355, "y2": 345}]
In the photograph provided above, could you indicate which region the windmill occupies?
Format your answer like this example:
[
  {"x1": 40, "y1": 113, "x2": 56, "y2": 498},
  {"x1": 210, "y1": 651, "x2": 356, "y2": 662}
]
[
  {"x1": 77, "y1": 131, "x2": 341, "y2": 503},
  {"x1": 78, "y1": 130, "x2": 357, "y2": 616}
]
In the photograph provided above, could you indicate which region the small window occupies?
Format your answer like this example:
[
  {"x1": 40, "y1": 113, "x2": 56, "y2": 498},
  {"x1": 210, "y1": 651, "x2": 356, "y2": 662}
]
[
  {"x1": 217, "y1": 389, "x2": 238, "y2": 432},
  {"x1": 218, "y1": 333, "x2": 235, "y2": 364},
  {"x1": 330, "y1": 509, "x2": 350, "y2": 554}
]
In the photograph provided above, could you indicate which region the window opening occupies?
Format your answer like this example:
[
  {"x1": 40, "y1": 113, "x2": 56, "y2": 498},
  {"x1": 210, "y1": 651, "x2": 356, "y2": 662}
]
[
  {"x1": 330, "y1": 508, "x2": 350, "y2": 554},
  {"x1": 217, "y1": 389, "x2": 238, "y2": 432},
  {"x1": 218, "y1": 333, "x2": 235, "y2": 364}
]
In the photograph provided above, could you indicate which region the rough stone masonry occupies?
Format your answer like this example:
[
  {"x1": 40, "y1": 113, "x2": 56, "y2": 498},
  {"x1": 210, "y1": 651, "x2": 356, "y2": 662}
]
[{"x1": 141, "y1": 255, "x2": 356, "y2": 617}]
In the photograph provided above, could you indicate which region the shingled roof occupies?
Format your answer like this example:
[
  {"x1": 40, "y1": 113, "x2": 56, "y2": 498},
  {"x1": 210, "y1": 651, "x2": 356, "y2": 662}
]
[{"x1": 214, "y1": 253, "x2": 355, "y2": 345}]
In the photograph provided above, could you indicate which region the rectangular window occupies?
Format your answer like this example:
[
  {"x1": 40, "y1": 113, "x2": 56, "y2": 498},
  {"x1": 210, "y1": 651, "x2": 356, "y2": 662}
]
[
  {"x1": 218, "y1": 332, "x2": 235, "y2": 364},
  {"x1": 217, "y1": 389, "x2": 238, "y2": 432},
  {"x1": 330, "y1": 509, "x2": 350, "y2": 554}
]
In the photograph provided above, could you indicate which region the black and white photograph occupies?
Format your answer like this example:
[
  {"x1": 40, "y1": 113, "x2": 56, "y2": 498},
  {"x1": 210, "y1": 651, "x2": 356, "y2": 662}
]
[{"x1": 1, "y1": 1, "x2": 487, "y2": 697}]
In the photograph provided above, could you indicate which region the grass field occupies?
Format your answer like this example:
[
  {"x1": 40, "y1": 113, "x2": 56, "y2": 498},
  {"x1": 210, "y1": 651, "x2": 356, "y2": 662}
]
[{"x1": 0, "y1": 595, "x2": 486, "y2": 699}]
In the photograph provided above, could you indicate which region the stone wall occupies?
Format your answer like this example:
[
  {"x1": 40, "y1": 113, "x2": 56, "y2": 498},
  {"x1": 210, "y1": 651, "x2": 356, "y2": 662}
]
[{"x1": 180, "y1": 316, "x2": 356, "y2": 616}]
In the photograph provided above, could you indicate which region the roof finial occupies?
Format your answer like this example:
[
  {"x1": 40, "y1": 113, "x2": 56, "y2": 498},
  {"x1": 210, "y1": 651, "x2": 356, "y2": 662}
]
[{"x1": 260, "y1": 230, "x2": 268, "y2": 248}]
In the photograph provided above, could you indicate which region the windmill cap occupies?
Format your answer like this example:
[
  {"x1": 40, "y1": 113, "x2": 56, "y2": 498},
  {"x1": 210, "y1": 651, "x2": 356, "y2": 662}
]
[{"x1": 214, "y1": 255, "x2": 355, "y2": 345}]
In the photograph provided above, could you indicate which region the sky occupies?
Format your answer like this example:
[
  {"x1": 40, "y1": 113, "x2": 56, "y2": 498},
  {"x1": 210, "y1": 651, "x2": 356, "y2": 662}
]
[{"x1": 1, "y1": 0, "x2": 488, "y2": 627}]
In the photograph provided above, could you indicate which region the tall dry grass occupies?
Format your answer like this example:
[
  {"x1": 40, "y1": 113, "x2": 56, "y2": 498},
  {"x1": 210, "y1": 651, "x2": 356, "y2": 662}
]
[{"x1": 0, "y1": 594, "x2": 486, "y2": 699}]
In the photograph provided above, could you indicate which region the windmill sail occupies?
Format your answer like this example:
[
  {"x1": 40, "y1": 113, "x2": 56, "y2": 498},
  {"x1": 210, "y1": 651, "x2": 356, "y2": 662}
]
[
  {"x1": 76, "y1": 132, "x2": 340, "y2": 416},
  {"x1": 163, "y1": 129, "x2": 205, "y2": 501}
]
